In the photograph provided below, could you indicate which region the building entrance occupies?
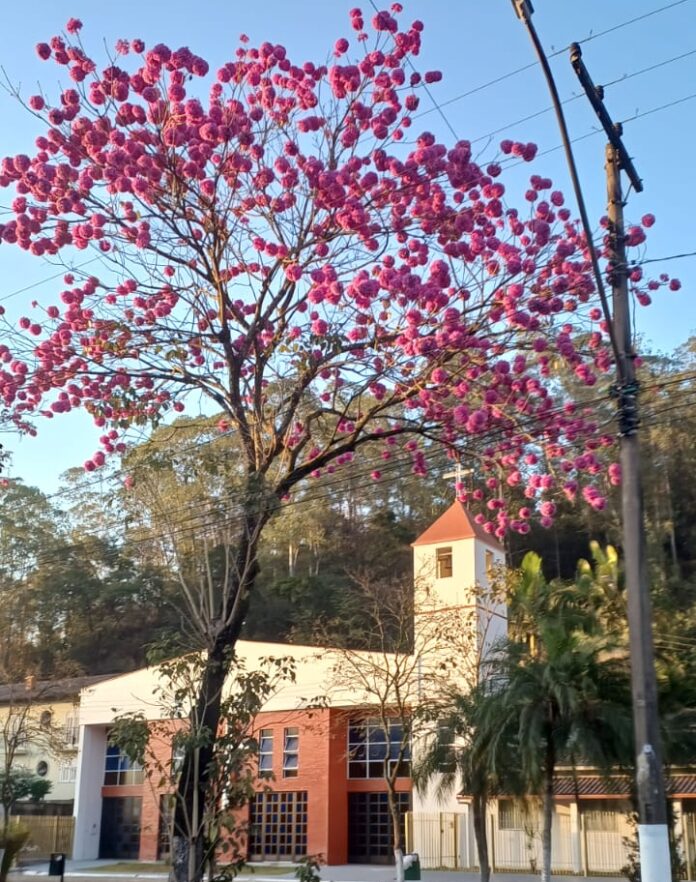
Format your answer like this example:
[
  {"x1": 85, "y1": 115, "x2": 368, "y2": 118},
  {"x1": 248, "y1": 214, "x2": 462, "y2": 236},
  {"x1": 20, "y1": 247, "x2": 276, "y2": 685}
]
[
  {"x1": 348, "y1": 792, "x2": 411, "y2": 863},
  {"x1": 99, "y1": 796, "x2": 142, "y2": 859}
]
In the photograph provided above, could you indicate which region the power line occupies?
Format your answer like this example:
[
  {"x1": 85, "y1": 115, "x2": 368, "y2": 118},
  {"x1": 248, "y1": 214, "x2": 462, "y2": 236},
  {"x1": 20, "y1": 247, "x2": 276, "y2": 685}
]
[
  {"x1": 366, "y1": 0, "x2": 459, "y2": 141},
  {"x1": 19, "y1": 394, "x2": 696, "y2": 573},
  {"x1": 469, "y1": 46, "x2": 696, "y2": 147},
  {"x1": 0, "y1": 258, "x2": 101, "y2": 303},
  {"x1": 500, "y1": 90, "x2": 696, "y2": 168},
  {"x1": 9, "y1": 363, "x2": 696, "y2": 512},
  {"x1": 10, "y1": 372, "x2": 696, "y2": 575},
  {"x1": 27, "y1": 372, "x2": 696, "y2": 536},
  {"x1": 637, "y1": 250, "x2": 696, "y2": 266},
  {"x1": 415, "y1": 0, "x2": 694, "y2": 121}
]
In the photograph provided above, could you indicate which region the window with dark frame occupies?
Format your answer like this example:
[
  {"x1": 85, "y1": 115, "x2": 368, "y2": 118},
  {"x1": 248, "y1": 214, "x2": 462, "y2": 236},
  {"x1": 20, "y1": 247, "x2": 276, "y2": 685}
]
[
  {"x1": 498, "y1": 799, "x2": 530, "y2": 831},
  {"x1": 258, "y1": 728, "x2": 273, "y2": 777},
  {"x1": 283, "y1": 727, "x2": 299, "y2": 778},
  {"x1": 436, "y1": 546, "x2": 453, "y2": 579},
  {"x1": 347, "y1": 718, "x2": 411, "y2": 779},
  {"x1": 485, "y1": 549, "x2": 495, "y2": 577},
  {"x1": 171, "y1": 740, "x2": 185, "y2": 777},
  {"x1": 348, "y1": 792, "x2": 411, "y2": 862},
  {"x1": 63, "y1": 711, "x2": 79, "y2": 748},
  {"x1": 103, "y1": 742, "x2": 144, "y2": 786},
  {"x1": 248, "y1": 791, "x2": 308, "y2": 861},
  {"x1": 436, "y1": 722, "x2": 456, "y2": 773}
]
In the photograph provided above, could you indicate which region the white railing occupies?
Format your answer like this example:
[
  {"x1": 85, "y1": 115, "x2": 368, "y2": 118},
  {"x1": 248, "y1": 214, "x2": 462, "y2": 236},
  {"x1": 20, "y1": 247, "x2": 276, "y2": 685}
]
[{"x1": 409, "y1": 803, "x2": 631, "y2": 876}]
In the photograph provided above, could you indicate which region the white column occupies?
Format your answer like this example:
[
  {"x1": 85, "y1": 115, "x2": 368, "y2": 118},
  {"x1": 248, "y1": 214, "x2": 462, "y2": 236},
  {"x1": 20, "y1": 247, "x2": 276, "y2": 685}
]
[
  {"x1": 569, "y1": 802, "x2": 584, "y2": 875},
  {"x1": 674, "y1": 800, "x2": 689, "y2": 875},
  {"x1": 72, "y1": 725, "x2": 106, "y2": 860}
]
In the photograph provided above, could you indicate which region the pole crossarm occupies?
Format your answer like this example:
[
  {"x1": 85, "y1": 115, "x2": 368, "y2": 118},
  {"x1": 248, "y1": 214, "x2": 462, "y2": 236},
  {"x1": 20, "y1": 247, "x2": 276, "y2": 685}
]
[{"x1": 569, "y1": 43, "x2": 643, "y2": 193}]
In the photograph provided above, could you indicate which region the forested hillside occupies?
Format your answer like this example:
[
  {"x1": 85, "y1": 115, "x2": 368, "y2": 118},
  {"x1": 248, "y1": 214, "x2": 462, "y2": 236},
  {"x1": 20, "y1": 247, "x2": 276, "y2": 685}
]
[{"x1": 3, "y1": 337, "x2": 696, "y2": 679}]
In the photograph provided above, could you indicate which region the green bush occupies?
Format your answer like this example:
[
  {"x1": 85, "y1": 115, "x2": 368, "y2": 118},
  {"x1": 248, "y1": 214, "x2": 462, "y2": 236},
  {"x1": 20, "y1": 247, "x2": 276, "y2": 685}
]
[
  {"x1": 294, "y1": 854, "x2": 323, "y2": 882},
  {"x1": 0, "y1": 825, "x2": 31, "y2": 882}
]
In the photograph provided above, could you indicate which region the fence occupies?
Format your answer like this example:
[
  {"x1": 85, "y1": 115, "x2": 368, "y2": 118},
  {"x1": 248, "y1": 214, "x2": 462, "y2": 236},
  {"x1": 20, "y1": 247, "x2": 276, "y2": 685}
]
[
  {"x1": 409, "y1": 803, "x2": 632, "y2": 877},
  {"x1": 492, "y1": 807, "x2": 574, "y2": 874},
  {"x1": 407, "y1": 813, "x2": 460, "y2": 868},
  {"x1": 17, "y1": 816, "x2": 75, "y2": 860}
]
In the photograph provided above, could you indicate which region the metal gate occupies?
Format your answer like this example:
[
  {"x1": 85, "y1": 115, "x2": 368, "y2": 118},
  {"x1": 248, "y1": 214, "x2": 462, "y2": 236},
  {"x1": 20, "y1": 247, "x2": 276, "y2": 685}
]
[{"x1": 407, "y1": 812, "x2": 458, "y2": 868}]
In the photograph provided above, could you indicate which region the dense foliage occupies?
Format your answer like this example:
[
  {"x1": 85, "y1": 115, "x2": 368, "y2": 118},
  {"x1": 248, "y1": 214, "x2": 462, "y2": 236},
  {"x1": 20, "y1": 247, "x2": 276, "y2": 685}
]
[{"x1": 0, "y1": 8, "x2": 684, "y2": 879}]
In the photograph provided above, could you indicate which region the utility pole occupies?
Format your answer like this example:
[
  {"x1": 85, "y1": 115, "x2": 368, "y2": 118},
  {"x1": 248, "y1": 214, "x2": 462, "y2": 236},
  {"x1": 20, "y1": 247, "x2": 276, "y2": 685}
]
[
  {"x1": 571, "y1": 45, "x2": 670, "y2": 880},
  {"x1": 509, "y1": 3, "x2": 671, "y2": 877}
]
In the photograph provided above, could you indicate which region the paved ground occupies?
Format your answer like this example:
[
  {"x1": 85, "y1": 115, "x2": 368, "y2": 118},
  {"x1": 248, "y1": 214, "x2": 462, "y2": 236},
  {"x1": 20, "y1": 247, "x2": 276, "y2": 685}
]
[{"x1": 9, "y1": 860, "x2": 623, "y2": 882}]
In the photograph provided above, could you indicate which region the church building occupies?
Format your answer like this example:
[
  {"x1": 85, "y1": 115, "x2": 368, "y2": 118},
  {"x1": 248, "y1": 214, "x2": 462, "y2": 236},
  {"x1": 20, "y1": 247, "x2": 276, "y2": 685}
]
[{"x1": 70, "y1": 502, "x2": 505, "y2": 865}]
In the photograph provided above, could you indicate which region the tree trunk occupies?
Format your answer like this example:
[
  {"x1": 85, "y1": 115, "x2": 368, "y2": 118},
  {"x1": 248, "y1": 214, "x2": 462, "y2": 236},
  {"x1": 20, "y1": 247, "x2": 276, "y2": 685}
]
[
  {"x1": 664, "y1": 470, "x2": 681, "y2": 577},
  {"x1": 472, "y1": 793, "x2": 490, "y2": 882},
  {"x1": 170, "y1": 644, "x2": 229, "y2": 882},
  {"x1": 541, "y1": 737, "x2": 556, "y2": 882},
  {"x1": 394, "y1": 848, "x2": 405, "y2": 882},
  {"x1": 170, "y1": 508, "x2": 264, "y2": 882},
  {"x1": 387, "y1": 786, "x2": 405, "y2": 882}
]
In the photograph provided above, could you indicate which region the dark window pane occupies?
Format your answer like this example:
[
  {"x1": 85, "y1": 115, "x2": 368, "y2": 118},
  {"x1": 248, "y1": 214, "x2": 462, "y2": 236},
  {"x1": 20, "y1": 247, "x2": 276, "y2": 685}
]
[
  {"x1": 349, "y1": 761, "x2": 366, "y2": 778},
  {"x1": 368, "y1": 727, "x2": 387, "y2": 745}
]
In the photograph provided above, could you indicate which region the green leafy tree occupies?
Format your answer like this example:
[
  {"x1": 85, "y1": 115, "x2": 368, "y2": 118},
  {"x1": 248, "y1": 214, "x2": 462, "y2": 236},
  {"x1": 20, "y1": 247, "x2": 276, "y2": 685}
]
[
  {"x1": 110, "y1": 645, "x2": 296, "y2": 882},
  {"x1": 480, "y1": 553, "x2": 633, "y2": 882},
  {"x1": 0, "y1": 481, "x2": 63, "y2": 677}
]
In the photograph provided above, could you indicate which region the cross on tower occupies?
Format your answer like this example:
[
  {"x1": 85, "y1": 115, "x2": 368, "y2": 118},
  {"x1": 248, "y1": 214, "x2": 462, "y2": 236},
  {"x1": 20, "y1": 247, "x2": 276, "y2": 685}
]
[{"x1": 442, "y1": 462, "x2": 472, "y2": 497}]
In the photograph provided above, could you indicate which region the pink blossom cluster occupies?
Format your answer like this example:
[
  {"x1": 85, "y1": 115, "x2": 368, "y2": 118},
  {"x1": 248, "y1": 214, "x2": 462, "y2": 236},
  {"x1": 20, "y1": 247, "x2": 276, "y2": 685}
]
[{"x1": 0, "y1": 8, "x2": 678, "y2": 534}]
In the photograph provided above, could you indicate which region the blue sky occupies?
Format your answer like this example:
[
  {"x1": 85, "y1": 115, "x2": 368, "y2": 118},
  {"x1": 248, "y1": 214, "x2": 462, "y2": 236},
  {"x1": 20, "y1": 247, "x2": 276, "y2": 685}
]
[{"x1": 1, "y1": 0, "x2": 694, "y2": 493}]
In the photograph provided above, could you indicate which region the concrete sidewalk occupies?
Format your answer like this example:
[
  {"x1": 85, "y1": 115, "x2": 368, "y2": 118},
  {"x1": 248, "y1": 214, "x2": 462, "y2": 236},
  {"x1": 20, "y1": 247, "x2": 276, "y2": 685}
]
[{"x1": 10, "y1": 861, "x2": 623, "y2": 882}]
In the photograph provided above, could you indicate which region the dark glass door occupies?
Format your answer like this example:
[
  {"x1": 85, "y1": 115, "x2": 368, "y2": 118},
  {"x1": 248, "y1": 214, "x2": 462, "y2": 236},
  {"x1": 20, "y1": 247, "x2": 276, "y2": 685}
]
[
  {"x1": 99, "y1": 796, "x2": 142, "y2": 859},
  {"x1": 348, "y1": 792, "x2": 411, "y2": 864}
]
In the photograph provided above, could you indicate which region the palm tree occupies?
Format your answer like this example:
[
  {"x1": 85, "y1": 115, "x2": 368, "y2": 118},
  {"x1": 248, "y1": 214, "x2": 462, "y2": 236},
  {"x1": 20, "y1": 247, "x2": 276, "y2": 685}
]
[
  {"x1": 480, "y1": 553, "x2": 633, "y2": 882},
  {"x1": 413, "y1": 687, "x2": 503, "y2": 882}
]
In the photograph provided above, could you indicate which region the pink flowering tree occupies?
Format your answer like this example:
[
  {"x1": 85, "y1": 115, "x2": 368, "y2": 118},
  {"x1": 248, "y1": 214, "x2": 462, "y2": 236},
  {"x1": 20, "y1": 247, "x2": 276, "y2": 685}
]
[{"x1": 0, "y1": 7, "x2": 672, "y2": 879}]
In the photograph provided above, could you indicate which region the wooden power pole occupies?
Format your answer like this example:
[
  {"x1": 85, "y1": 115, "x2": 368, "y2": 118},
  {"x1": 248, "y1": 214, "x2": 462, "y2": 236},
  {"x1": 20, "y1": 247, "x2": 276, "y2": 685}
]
[
  {"x1": 509, "y1": 3, "x2": 671, "y2": 877},
  {"x1": 570, "y1": 44, "x2": 671, "y2": 882}
]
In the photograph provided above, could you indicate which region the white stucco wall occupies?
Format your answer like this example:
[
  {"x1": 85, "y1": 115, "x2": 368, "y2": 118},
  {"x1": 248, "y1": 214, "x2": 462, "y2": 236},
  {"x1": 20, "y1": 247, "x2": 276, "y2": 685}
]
[
  {"x1": 0, "y1": 699, "x2": 82, "y2": 804},
  {"x1": 72, "y1": 724, "x2": 108, "y2": 860},
  {"x1": 411, "y1": 530, "x2": 508, "y2": 822},
  {"x1": 77, "y1": 640, "x2": 399, "y2": 728}
]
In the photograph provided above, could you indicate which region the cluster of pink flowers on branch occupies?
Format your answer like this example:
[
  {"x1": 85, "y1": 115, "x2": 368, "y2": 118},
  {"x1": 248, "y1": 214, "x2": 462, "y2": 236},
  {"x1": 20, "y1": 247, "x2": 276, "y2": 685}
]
[{"x1": 0, "y1": 6, "x2": 678, "y2": 536}]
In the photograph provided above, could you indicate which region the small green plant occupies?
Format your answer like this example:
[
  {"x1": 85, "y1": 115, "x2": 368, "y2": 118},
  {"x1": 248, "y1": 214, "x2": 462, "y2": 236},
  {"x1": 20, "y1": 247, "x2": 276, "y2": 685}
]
[
  {"x1": 294, "y1": 854, "x2": 323, "y2": 882},
  {"x1": 0, "y1": 824, "x2": 30, "y2": 882}
]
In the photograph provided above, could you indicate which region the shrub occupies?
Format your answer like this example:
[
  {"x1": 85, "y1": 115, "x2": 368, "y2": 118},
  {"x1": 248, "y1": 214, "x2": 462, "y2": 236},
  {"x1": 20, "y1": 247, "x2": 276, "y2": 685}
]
[{"x1": 0, "y1": 825, "x2": 31, "y2": 882}]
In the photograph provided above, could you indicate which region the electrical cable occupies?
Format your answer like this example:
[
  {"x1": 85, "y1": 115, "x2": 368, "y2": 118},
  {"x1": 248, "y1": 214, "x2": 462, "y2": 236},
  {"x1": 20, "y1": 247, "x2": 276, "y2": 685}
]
[
  {"x1": 13, "y1": 386, "x2": 696, "y2": 574},
  {"x1": 637, "y1": 251, "x2": 696, "y2": 266},
  {"x1": 367, "y1": 0, "x2": 459, "y2": 141},
  {"x1": 0, "y1": 258, "x2": 101, "y2": 303},
  {"x1": 468, "y1": 46, "x2": 696, "y2": 147},
  {"x1": 511, "y1": 3, "x2": 624, "y2": 381},
  {"x1": 502, "y1": 90, "x2": 696, "y2": 169},
  {"x1": 18, "y1": 371, "x2": 696, "y2": 569},
  {"x1": 415, "y1": 0, "x2": 694, "y2": 121}
]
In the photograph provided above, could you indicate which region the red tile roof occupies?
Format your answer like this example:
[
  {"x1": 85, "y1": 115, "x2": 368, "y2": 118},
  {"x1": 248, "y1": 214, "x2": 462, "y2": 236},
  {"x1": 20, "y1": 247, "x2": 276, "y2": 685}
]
[
  {"x1": 412, "y1": 501, "x2": 504, "y2": 550},
  {"x1": 0, "y1": 674, "x2": 114, "y2": 705},
  {"x1": 459, "y1": 772, "x2": 696, "y2": 800},
  {"x1": 553, "y1": 775, "x2": 631, "y2": 797}
]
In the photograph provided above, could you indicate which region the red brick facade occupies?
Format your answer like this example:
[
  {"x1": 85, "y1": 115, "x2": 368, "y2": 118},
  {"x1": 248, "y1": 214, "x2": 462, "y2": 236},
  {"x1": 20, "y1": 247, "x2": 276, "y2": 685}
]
[{"x1": 102, "y1": 708, "x2": 411, "y2": 865}]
